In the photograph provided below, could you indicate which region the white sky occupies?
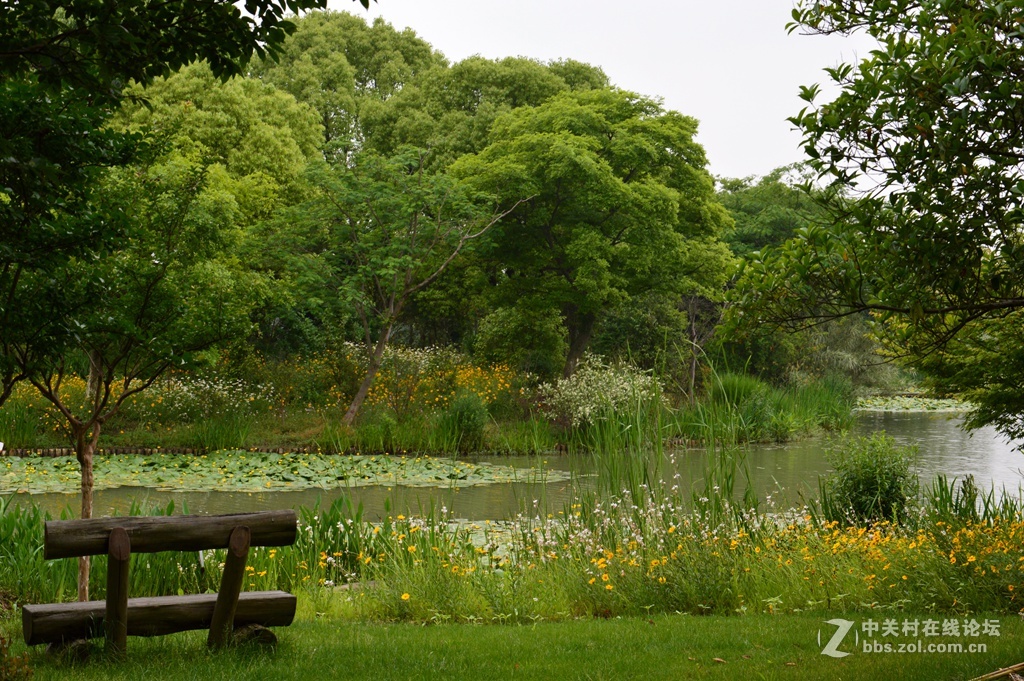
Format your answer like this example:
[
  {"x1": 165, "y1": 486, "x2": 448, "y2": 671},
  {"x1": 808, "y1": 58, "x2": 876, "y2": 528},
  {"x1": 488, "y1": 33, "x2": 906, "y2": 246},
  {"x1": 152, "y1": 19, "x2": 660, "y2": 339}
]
[{"x1": 329, "y1": 0, "x2": 877, "y2": 180}]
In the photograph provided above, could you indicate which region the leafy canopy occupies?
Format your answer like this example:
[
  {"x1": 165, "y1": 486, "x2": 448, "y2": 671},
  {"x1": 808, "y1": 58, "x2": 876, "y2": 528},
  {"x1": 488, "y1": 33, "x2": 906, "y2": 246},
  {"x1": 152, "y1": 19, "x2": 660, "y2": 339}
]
[
  {"x1": 1, "y1": 0, "x2": 372, "y2": 98},
  {"x1": 454, "y1": 88, "x2": 734, "y2": 375},
  {"x1": 731, "y1": 0, "x2": 1024, "y2": 439}
]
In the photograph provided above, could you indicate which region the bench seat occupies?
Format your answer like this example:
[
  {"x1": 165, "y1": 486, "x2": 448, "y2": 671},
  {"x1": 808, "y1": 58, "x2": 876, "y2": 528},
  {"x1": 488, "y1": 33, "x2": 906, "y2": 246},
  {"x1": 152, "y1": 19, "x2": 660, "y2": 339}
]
[{"x1": 23, "y1": 590, "x2": 296, "y2": 646}]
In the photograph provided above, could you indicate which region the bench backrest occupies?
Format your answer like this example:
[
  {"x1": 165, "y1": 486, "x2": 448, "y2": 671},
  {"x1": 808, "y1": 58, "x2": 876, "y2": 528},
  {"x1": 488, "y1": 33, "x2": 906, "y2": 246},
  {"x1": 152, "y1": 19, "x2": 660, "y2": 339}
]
[{"x1": 43, "y1": 510, "x2": 298, "y2": 559}]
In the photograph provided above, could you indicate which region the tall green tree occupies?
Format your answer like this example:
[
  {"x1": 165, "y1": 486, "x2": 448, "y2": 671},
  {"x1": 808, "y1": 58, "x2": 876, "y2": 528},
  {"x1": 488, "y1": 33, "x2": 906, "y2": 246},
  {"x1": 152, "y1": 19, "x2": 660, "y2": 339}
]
[
  {"x1": 117, "y1": 62, "x2": 324, "y2": 212},
  {"x1": 1, "y1": 0, "x2": 364, "y2": 598},
  {"x1": 0, "y1": 84, "x2": 143, "y2": 406},
  {"x1": 454, "y1": 89, "x2": 734, "y2": 376},
  {"x1": 718, "y1": 163, "x2": 823, "y2": 257},
  {"x1": 249, "y1": 18, "x2": 613, "y2": 353},
  {"x1": 363, "y1": 54, "x2": 608, "y2": 167},
  {"x1": 1, "y1": 0, "x2": 368, "y2": 409},
  {"x1": 275, "y1": 149, "x2": 521, "y2": 424},
  {"x1": 250, "y1": 11, "x2": 443, "y2": 162},
  {"x1": 732, "y1": 0, "x2": 1024, "y2": 438},
  {"x1": 24, "y1": 157, "x2": 257, "y2": 599}
]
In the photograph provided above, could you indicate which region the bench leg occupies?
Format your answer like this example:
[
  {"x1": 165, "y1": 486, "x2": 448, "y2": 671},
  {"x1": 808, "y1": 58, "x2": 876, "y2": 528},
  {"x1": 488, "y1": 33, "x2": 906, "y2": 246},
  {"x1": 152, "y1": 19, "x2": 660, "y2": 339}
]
[
  {"x1": 207, "y1": 526, "x2": 250, "y2": 649},
  {"x1": 105, "y1": 527, "x2": 131, "y2": 657}
]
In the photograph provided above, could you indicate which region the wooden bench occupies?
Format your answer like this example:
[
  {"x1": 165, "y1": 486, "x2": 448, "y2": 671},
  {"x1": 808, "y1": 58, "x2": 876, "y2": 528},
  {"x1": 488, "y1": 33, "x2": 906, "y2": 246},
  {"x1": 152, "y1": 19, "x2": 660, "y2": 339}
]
[{"x1": 22, "y1": 510, "x2": 299, "y2": 655}]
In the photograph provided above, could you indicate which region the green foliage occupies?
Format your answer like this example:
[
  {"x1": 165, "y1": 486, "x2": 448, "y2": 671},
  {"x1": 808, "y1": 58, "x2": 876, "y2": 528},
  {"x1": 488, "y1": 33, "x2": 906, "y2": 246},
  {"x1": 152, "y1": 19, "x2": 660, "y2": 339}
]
[
  {"x1": 278, "y1": 148, "x2": 506, "y2": 423},
  {"x1": 731, "y1": 1, "x2": 1024, "y2": 443},
  {"x1": 454, "y1": 88, "x2": 734, "y2": 375},
  {"x1": 0, "y1": 81, "x2": 144, "y2": 409},
  {"x1": 26, "y1": 155, "x2": 259, "y2": 430},
  {"x1": 820, "y1": 433, "x2": 918, "y2": 525},
  {"x1": 118, "y1": 63, "x2": 324, "y2": 210},
  {"x1": 251, "y1": 11, "x2": 444, "y2": 161},
  {"x1": 0, "y1": 0, "x2": 358, "y2": 417},
  {"x1": 473, "y1": 306, "x2": 567, "y2": 378},
  {"x1": 437, "y1": 394, "x2": 489, "y2": 453},
  {"x1": 718, "y1": 163, "x2": 822, "y2": 257},
  {"x1": 589, "y1": 292, "x2": 690, "y2": 373},
  {"x1": 0, "y1": 0, "x2": 360, "y2": 97},
  {"x1": 917, "y1": 312, "x2": 1024, "y2": 443},
  {"x1": 361, "y1": 54, "x2": 606, "y2": 167}
]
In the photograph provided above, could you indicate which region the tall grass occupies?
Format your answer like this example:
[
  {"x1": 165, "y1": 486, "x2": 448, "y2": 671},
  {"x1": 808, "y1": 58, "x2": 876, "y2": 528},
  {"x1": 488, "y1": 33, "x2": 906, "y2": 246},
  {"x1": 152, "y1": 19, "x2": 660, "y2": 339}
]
[
  {"x1": 188, "y1": 413, "x2": 254, "y2": 451},
  {"x1": 0, "y1": 401, "x2": 38, "y2": 450},
  {"x1": 489, "y1": 416, "x2": 558, "y2": 455},
  {"x1": 667, "y1": 372, "x2": 853, "y2": 445},
  {"x1": 924, "y1": 474, "x2": 1024, "y2": 527},
  {"x1": 3, "y1": 459, "x2": 1023, "y2": 621}
]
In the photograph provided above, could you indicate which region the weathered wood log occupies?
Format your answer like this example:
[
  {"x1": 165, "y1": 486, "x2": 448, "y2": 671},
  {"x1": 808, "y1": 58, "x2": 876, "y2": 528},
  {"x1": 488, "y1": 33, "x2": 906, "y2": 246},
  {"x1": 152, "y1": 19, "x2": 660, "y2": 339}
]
[
  {"x1": 23, "y1": 591, "x2": 296, "y2": 646},
  {"x1": 104, "y1": 528, "x2": 130, "y2": 656},
  {"x1": 44, "y1": 510, "x2": 297, "y2": 559},
  {"x1": 207, "y1": 526, "x2": 250, "y2": 649}
]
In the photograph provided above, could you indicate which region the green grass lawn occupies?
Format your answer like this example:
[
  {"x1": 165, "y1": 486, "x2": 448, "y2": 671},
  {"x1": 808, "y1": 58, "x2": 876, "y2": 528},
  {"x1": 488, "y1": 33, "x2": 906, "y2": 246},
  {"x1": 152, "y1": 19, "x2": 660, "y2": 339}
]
[{"x1": 4, "y1": 609, "x2": 1022, "y2": 681}]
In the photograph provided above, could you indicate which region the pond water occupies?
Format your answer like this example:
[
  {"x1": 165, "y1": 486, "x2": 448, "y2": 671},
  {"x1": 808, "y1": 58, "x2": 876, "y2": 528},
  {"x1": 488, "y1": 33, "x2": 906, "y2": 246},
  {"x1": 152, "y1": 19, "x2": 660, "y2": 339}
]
[{"x1": 8, "y1": 411, "x2": 1024, "y2": 520}]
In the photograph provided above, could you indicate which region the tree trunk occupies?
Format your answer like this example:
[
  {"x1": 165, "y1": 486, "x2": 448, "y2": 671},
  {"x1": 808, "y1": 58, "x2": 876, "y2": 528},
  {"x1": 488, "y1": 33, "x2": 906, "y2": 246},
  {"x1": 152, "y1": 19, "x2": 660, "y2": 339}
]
[
  {"x1": 562, "y1": 309, "x2": 597, "y2": 377},
  {"x1": 75, "y1": 424, "x2": 100, "y2": 601},
  {"x1": 85, "y1": 349, "x2": 100, "y2": 402},
  {"x1": 341, "y1": 323, "x2": 393, "y2": 426}
]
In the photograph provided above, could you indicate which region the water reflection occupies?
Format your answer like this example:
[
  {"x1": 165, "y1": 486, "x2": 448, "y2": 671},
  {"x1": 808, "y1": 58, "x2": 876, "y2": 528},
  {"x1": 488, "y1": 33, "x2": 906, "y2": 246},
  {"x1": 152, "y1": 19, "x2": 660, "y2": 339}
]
[
  {"x1": 854, "y1": 411, "x2": 1024, "y2": 491},
  {"x1": 8, "y1": 411, "x2": 1024, "y2": 519}
]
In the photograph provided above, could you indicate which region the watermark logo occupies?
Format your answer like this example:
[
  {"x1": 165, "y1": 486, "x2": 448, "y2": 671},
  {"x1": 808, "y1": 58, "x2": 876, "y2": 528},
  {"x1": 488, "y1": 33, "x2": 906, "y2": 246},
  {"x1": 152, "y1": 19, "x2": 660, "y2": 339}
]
[
  {"x1": 819, "y1": 619, "x2": 857, "y2": 658},
  {"x1": 820, "y1": 618, "x2": 999, "y2": 657}
]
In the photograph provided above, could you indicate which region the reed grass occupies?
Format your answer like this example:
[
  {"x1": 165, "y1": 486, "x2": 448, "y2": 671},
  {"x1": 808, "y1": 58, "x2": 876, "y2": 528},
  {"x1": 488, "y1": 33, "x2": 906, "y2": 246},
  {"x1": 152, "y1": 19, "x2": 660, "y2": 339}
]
[{"x1": 666, "y1": 372, "x2": 853, "y2": 446}]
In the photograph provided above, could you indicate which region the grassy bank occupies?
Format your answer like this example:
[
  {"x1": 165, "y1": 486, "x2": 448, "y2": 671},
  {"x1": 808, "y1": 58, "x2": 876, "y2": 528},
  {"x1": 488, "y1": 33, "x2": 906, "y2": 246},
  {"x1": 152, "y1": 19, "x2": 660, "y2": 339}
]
[
  {"x1": 2, "y1": 432, "x2": 1021, "y2": 679},
  {"x1": 0, "y1": 349, "x2": 853, "y2": 456},
  {"x1": 3, "y1": 472, "x2": 1022, "y2": 619},
  {"x1": 3, "y1": 606, "x2": 1022, "y2": 681}
]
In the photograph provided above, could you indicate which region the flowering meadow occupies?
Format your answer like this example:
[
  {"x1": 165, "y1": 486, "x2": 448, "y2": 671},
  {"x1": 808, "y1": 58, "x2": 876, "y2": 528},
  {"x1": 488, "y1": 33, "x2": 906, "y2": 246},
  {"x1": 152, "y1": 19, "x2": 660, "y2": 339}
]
[{"x1": 3, "y1": 464, "x2": 1021, "y2": 623}]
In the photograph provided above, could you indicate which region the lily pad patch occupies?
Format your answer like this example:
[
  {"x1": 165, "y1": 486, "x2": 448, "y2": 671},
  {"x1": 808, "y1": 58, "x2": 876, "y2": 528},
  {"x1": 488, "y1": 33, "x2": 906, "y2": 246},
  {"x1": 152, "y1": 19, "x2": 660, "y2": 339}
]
[
  {"x1": 854, "y1": 396, "x2": 969, "y2": 413},
  {"x1": 0, "y1": 451, "x2": 568, "y2": 495}
]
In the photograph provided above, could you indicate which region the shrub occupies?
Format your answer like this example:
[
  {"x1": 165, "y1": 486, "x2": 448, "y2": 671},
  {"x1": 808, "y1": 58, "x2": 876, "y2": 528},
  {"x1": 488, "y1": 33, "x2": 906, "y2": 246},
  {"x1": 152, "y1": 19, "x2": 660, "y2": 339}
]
[
  {"x1": 538, "y1": 355, "x2": 664, "y2": 428},
  {"x1": 437, "y1": 394, "x2": 488, "y2": 453},
  {"x1": 820, "y1": 432, "x2": 918, "y2": 525}
]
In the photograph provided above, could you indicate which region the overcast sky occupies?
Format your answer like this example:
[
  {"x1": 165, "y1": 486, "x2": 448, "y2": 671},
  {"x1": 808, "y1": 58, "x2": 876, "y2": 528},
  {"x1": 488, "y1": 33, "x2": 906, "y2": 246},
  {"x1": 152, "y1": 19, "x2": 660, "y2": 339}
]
[{"x1": 327, "y1": 0, "x2": 876, "y2": 180}]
